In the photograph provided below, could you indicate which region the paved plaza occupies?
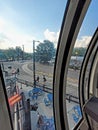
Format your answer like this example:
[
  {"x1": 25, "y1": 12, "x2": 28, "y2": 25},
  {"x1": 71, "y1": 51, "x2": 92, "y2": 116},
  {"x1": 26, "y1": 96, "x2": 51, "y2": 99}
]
[{"x1": 3, "y1": 61, "x2": 81, "y2": 130}]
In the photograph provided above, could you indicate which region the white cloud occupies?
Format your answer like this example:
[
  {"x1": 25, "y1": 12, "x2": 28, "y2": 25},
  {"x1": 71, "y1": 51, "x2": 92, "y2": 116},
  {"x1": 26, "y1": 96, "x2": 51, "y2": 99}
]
[
  {"x1": 0, "y1": 16, "x2": 92, "y2": 53},
  {"x1": 0, "y1": 17, "x2": 36, "y2": 52},
  {"x1": 44, "y1": 29, "x2": 60, "y2": 47},
  {"x1": 75, "y1": 36, "x2": 92, "y2": 48},
  {"x1": 44, "y1": 29, "x2": 92, "y2": 48}
]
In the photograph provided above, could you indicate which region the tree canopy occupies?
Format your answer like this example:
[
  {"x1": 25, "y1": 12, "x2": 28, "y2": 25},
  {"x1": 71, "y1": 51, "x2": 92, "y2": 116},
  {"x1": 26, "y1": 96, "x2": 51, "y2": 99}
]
[
  {"x1": 0, "y1": 47, "x2": 32, "y2": 61},
  {"x1": 72, "y1": 47, "x2": 87, "y2": 56},
  {"x1": 35, "y1": 40, "x2": 56, "y2": 63},
  {"x1": 0, "y1": 42, "x2": 87, "y2": 62}
]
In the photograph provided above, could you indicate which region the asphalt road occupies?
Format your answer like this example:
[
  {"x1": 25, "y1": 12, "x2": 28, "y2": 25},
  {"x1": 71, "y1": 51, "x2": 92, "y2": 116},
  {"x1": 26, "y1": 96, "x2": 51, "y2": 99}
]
[
  {"x1": 3, "y1": 60, "x2": 80, "y2": 97},
  {"x1": 2, "y1": 61, "x2": 79, "y2": 81},
  {"x1": 27, "y1": 61, "x2": 79, "y2": 86}
]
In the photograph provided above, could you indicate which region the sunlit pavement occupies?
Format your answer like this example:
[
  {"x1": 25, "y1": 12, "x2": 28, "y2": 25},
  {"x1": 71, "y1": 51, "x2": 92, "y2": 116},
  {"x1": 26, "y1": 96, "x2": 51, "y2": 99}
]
[
  {"x1": 18, "y1": 82, "x2": 81, "y2": 130},
  {"x1": 3, "y1": 61, "x2": 81, "y2": 129},
  {"x1": 66, "y1": 100, "x2": 81, "y2": 129},
  {"x1": 18, "y1": 83, "x2": 54, "y2": 130}
]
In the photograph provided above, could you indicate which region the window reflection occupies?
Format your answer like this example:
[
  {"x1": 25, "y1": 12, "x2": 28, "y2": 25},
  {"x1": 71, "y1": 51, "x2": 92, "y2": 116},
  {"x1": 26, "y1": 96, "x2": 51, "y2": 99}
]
[
  {"x1": 65, "y1": 0, "x2": 97, "y2": 129},
  {"x1": 1, "y1": 41, "x2": 56, "y2": 130},
  {"x1": 84, "y1": 40, "x2": 98, "y2": 99},
  {"x1": 66, "y1": 52, "x2": 83, "y2": 129}
]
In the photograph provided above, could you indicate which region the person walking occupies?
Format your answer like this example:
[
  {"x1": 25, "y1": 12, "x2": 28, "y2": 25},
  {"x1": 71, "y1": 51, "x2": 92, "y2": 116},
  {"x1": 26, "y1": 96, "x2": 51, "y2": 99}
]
[
  {"x1": 43, "y1": 75, "x2": 47, "y2": 82},
  {"x1": 36, "y1": 76, "x2": 39, "y2": 82},
  {"x1": 17, "y1": 68, "x2": 20, "y2": 75}
]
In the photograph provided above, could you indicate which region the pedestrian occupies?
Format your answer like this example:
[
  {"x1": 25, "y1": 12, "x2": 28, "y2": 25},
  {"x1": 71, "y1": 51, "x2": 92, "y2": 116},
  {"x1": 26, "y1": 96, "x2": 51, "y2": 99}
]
[
  {"x1": 17, "y1": 68, "x2": 19, "y2": 75},
  {"x1": 36, "y1": 76, "x2": 39, "y2": 82},
  {"x1": 37, "y1": 115, "x2": 44, "y2": 130},
  {"x1": 43, "y1": 75, "x2": 46, "y2": 82}
]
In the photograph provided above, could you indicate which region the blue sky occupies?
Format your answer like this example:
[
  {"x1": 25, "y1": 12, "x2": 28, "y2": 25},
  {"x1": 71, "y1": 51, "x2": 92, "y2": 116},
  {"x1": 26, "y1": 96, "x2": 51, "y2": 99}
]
[
  {"x1": 0, "y1": 0, "x2": 98, "y2": 52},
  {"x1": 0, "y1": 0, "x2": 66, "y2": 36},
  {"x1": 78, "y1": 0, "x2": 98, "y2": 37}
]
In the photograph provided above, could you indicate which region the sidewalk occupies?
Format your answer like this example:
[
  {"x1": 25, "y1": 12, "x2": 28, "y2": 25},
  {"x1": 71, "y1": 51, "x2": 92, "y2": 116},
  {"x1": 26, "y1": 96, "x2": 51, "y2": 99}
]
[{"x1": 18, "y1": 83, "x2": 54, "y2": 130}]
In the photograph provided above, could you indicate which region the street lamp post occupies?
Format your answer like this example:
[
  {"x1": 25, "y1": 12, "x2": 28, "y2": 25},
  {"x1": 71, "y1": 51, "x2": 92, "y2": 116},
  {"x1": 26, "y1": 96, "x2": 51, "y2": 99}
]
[
  {"x1": 33, "y1": 40, "x2": 36, "y2": 87},
  {"x1": 33, "y1": 40, "x2": 40, "y2": 87}
]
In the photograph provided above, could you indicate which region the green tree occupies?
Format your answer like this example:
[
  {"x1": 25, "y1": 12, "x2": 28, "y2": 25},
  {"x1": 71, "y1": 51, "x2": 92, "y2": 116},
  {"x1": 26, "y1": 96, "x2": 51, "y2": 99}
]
[
  {"x1": 35, "y1": 40, "x2": 56, "y2": 63},
  {"x1": 15, "y1": 46, "x2": 23, "y2": 61},
  {"x1": 0, "y1": 47, "x2": 33, "y2": 61},
  {"x1": 0, "y1": 50, "x2": 7, "y2": 60},
  {"x1": 72, "y1": 47, "x2": 87, "y2": 56},
  {"x1": 24, "y1": 52, "x2": 32, "y2": 60},
  {"x1": 5, "y1": 48, "x2": 16, "y2": 61}
]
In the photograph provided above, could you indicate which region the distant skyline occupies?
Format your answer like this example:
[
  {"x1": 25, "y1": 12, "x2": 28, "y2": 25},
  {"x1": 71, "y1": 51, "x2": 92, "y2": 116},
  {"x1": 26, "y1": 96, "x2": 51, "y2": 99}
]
[{"x1": 0, "y1": 0, "x2": 98, "y2": 52}]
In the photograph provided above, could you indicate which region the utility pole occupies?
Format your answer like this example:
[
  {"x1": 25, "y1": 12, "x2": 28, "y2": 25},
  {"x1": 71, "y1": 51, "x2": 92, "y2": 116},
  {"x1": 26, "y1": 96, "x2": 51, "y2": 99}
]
[
  {"x1": 33, "y1": 40, "x2": 40, "y2": 87},
  {"x1": 22, "y1": 45, "x2": 24, "y2": 61},
  {"x1": 33, "y1": 40, "x2": 36, "y2": 87}
]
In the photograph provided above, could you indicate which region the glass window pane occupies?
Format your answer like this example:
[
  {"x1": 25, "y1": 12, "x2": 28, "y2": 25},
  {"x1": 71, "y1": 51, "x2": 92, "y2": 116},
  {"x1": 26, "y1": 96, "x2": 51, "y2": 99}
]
[
  {"x1": 66, "y1": 0, "x2": 98, "y2": 129},
  {"x1": 0, "y1": 0, "x2": 67, "y2": 129}
]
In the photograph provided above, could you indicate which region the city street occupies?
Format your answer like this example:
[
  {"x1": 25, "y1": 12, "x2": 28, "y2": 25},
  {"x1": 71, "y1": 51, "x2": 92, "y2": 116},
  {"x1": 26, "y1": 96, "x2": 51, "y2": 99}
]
[
  {"x1": 2, "y1": 60, "x2": 81, "y2": 130},
  {"x1": 3, "y1": 61, "x2": 79, "y2": 84},
  {"x1": 3, "y1": 60, "x2": 80, "y2": 96}
]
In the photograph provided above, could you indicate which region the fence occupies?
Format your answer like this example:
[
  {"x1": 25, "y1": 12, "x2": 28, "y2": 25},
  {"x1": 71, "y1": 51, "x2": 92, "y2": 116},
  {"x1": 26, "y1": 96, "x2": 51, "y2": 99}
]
[
  {"x1": 65, "y1": 94, "x2": 79, "y2": 104},
  {"x1": 16, "y1": 77, "x2": 53, "y2": 94}
]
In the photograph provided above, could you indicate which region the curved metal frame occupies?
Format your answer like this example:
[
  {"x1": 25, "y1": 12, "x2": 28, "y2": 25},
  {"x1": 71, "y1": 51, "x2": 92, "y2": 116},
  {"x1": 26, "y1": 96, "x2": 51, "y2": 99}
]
[
  {"x1": 53, "y1": 0, "x2": 91, "y2": 129},
  {"x1": 88, "y1": 43, "x2": 98, "y2": 96},
  {"x1": 79, "y1": 28, "x2": 98, "y2": 106},
  {"x1": 89, "y1": 51, "x2": 98, "y2": 97},
  {"x1": 79, "y1": 28, "x2": 98, "y2": 129},
  {"x1": 0, "y1": 66, "x2": 13, "y2": 130}
]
